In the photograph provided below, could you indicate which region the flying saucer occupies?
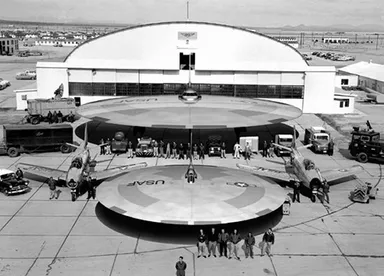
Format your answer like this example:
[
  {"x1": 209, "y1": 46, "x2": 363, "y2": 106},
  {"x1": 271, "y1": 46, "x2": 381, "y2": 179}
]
[
  {"x1": 77, "y1": 95, "x2": 302, "y2": 129},
  {"x1": 98, "y1": 165, "x2": 287, "y2": 225}
]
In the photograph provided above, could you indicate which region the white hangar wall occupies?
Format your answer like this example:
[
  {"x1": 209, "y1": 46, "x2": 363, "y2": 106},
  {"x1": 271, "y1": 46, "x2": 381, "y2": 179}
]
[{"x1": 32, "y1": 21, "x2": 347, "y2": 114}]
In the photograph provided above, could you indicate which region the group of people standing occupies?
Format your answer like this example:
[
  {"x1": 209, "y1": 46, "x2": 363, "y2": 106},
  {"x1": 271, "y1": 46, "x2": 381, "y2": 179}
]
[
  {"x1": 99, "y1": 138, "x2": 112, "y2": 155},
  {"x1": 46, "y1": 110, "x2": 75, "y2": 124},
  {"x1": 151, "y1": 140, "x2": 207, "y2": 160},
  {"x1": 292, "y1": 179, "x2": 330, "y2": 204},
  {"x1": 262, "y1": 140, "x2": 275, "y2": 158},
  {"x1": 196, "y1": 228, "x2": 275, "y2": 260}
]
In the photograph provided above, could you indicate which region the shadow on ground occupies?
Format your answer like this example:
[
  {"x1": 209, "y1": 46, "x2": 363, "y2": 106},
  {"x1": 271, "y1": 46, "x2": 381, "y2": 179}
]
[{"x1": 95, "y1": 202, "x2": 283, "y2": 245}]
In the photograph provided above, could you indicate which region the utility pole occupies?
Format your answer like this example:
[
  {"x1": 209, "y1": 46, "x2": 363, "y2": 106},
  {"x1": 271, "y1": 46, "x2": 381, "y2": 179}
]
[{"x1": 374, "y1": 33, "x2": 379, "y2": 50}]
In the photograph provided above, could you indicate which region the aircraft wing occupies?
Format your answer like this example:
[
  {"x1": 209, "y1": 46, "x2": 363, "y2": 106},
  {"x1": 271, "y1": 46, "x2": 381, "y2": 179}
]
[
  {"x1": 91, "y1": 162, "x2": 148, "y2": 181},
  {"x1": 236, "y1": 163, "x2": 298, "y2": 182},
  {"x1": 17, "y1": 163, "x2": 67, "y2": 181},
  {"x1": 321, "y1": 165, "x2": 364, "y2": 183}
]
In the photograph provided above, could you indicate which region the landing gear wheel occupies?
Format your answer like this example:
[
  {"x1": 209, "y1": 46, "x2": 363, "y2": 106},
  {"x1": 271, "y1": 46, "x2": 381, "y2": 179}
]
[
  {"x1": 7, "y1": 147, "x2": 19, "y2": 158},
  {"x1": 311, "y1": 195, "x2": 316, "y2": 202},
  {"x1": 60, "y1": 144, "x2": 71, "y2": 154},
  {"x1": 31, "y1": 116, "x2": 40, "y2": 125},
  {"x1": 71, "y1": 193, "x2": 76, "y2": 202},
  {"x1": 357, "y1": 152, "x2": 368, "y2": 163}
]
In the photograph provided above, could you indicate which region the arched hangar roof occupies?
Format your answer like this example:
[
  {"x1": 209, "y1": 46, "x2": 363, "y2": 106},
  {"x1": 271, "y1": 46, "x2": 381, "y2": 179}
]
[{"x1": 65, "y1": 21, "x2": 308, "y2": 71}]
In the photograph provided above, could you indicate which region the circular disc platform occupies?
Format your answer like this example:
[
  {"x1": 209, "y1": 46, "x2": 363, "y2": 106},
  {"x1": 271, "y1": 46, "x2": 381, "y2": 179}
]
[
  {"x1": 98, "y1": 165, "x2": 287, "y2": 225},
  {"x1": 77, "y1": 96, "x2": 302, "y2": 129}
]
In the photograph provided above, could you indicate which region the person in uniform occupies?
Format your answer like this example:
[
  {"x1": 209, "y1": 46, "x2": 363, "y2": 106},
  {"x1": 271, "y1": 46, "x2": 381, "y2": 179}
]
[
  {"x1": 67, "y1": 111, "x2": 75, "y2": 123},
  {"x1": 218, "y1": 228, "x2": 229, "y2": 258},
  {"x1": 87, "y1": 176, "x2": 96, "y2": 200},
  {"x1": 229, "y1": 229, "x2": 241, "y2": 260},
  {"x1": 207, "y1": 228, "x2": 218, "y2": 257},
  {"x1": 100, "y1": 138, "x2": 105, "y2": 155},
  {"x1": 57, "y1": 111, "x2": 63, "y2": 123},
  {"x1": 221, "y1": 142, "x2": 226, "y2": 159},
  {"x1": 193, "y1": 144, "x2": 198, "y2": 160},
  {"x1": 47, "y1": 111, "x2": 53, "y2": 124},
  {"x1": 172, "y1": 142, "x2": 178, "y2": 159},
  {"x1": 244, "y1": 142, "x2": 251, "y2": 160},
  {"x1": 268, "y1": 140, "x2": 275, "y2": 158},
  {"x1": 233, "y1": 142, "x2": 241, "y2": 159},
  {"x1": 293, "y1": 181, "x2": 301, "y2": 203},
  {"x1": 152, "y1": 140, "x2": 158, "y2": 157},
  {"x1": 262, "y1": 140, "x2": 268, "y2": 157},
  {"x1": 197, "y1": 229, "x2": 207, "y2": 258},
  {"x1": 186, "y1": 143, "x2": 192, "y2": 160},
  {"x1": 106, "y1": 138, "x2": 111, "y2": 155},
  {"x1": 165, "y1": 142, "x2": 171, "y2": 159},
  {"x1": 328, "y1": 138, "x2": 334, "y2": 156},
  {"x1": 179, "y1": 143, "x2": 185, "y2": 160},
  {"x1": 261, "y1": 228, "x2": 275, "y2": 257},
  {"x1": 244, "y1": 232, "x2": 255, "y2": 258},
  {"x1": 48, "y1": 177, "x2": 58, "y2": 200},
  {"x1": 15, "y1": 168, "x2": 24, "y2": 180},
  {"x1": 127, "y1": 141, "x2": 133, "y2": 158},
  {"x1": 159, "y1": 140, "x2": 165, "y2": 158},
  {"x1": 175, "y1": 256, "x2": 187, "y2": 276},
  {"x1": 52, "y1": 111, "x2": 58, "y2": 124},
  {"x1": 199, "y1": 143, "x2": 205, "y2": 160}
]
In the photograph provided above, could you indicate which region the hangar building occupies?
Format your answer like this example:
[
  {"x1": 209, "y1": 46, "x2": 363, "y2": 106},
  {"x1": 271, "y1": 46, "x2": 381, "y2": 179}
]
[{"x1": 19, "y1": 21, "x2": 353, "y2": 113}]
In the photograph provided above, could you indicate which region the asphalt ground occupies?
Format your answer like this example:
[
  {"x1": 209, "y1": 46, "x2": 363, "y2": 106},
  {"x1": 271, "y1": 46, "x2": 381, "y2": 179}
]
[{"x1": 0, "y1": 109, "x2": 383, "y2": 276}]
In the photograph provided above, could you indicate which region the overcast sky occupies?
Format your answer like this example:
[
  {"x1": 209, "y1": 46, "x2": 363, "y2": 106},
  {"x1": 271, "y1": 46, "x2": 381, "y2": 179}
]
[{"x1": 2, "y1": 0, "x2": 384, "y2": 27}]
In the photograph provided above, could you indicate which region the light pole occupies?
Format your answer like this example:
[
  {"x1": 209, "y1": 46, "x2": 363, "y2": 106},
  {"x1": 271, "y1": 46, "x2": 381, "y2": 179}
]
[{"x1": 374, "y1": 33, "x2": 379, "y2": 50}]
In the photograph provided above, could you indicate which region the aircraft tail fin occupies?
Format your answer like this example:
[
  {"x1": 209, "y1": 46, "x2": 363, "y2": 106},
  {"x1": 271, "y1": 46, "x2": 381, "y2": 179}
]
[{"x1": 83, "y1": 123, "x2": 88, "y2": 150}]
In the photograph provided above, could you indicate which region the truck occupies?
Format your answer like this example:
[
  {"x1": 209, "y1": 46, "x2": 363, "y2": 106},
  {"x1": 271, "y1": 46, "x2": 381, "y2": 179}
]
[
  {"x1": 274, "y1": 134, "x2": 293, "y2": 156},
  {"x1": 206, "y1": 135, "x2": 222, "y2": 157},
  {"x1": 304, "y1": 126, "x2": 331, "y2": 153},
  {"x1": 135, "y1": 137, "x2": 154, "y2": 157},
  {"x1": 348, "y1": 121, "x2": 384, "y2": 163},
  {"x1": 0, "y1": 124, "x2": 74, "y2": 157},
  {"x1": 24, "y1": 98, "x2": 76, "y2": 125},
  {"x1": 111, "y1": 131, "x2": 128, "y2": 153}
]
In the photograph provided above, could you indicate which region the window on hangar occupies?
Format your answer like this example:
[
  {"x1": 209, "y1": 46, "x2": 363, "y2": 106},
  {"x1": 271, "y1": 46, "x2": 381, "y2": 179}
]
[{"x1": 179, "y1": 53, "x2": 195, "y2": 70}]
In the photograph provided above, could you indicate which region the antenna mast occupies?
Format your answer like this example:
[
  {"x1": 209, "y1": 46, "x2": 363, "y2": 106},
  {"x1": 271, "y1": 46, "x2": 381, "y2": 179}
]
[{"x1": 187, "y1": 1, "x2": 190, "y2": 21}]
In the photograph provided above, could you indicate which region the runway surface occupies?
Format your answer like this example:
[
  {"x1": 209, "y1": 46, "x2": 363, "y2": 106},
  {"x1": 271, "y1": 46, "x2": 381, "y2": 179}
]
[{"x1": 98, "y1": 164, "x2": 287, "y2": 225}]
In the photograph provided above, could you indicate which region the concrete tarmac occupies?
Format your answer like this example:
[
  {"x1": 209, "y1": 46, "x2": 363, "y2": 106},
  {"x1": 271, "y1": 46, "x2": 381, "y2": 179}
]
[{"x1": 0, "y1": 108, "x2": 384, "y2": 276}]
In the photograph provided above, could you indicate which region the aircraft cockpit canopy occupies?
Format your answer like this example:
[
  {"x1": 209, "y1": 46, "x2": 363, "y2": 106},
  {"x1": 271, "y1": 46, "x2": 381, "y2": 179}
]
[
  {"x1": 314, "y1": 133, "x2": 329, "y2": 141},
  {"x1": 303, "y1": 158, "x2": 315, "y2": 170},
  {"x1": 70, "y1": 158, "x2": 83, "y2": 169}
]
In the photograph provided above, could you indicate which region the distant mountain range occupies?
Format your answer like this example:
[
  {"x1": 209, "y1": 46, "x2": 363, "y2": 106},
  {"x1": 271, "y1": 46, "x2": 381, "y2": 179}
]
[
  {"x1": 1, "y1": 18, "x2": 384, "y2": 32},
  {"x1": 271, "y1": 24, "x2": 384, "y2": 32}
]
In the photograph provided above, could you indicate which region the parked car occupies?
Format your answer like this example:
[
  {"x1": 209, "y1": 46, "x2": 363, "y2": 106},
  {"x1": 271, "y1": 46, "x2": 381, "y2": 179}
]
[
  {"x1": 0, "y1": 78, "x2": 11, "y2": 90},
  {"x1": 16, "y1": 70, "x2": 36, "y2": 80},
  {"x1": 0, "y1": 169, "x2": 31, "y2": 196},
  {"x1": 28, "y1": 51, "x2": 42, "y2": 56}
]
